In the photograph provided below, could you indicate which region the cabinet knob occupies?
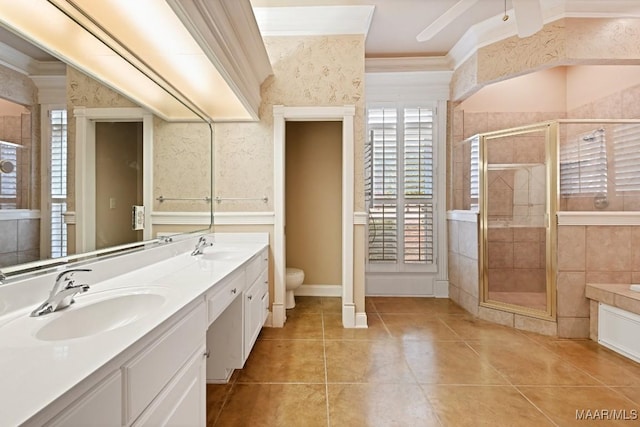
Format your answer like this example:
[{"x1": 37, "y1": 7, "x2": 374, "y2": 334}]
[
  {"x1": 204, "y1": 349, "x2": 210, "y2": 359},
  {"x1": 248, "y1": 295, "x2": 253, "y2": 300},
  {"x1": 231, "y1": 288, "x2": 237, "y2": 294}
]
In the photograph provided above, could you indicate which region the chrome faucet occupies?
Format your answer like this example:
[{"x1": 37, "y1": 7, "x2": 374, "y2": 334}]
[
  {"x1": 30, "y1": 269, "x2": 92, "y2": 317},
  {"x1": 191, "y1": 236, "x2": 212, "y2": 256}
]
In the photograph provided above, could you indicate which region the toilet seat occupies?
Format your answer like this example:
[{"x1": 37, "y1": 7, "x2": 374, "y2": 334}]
[{"x1": 285, "y1": 268, "x2": 304, "y2": 288}]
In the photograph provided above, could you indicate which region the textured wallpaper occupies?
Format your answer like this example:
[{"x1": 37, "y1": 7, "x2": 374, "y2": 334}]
[
  {"x1": 214, "y1": 35, "x2": 366, "y2": 212},
  {"x1": 451, "y1": 18, "x2": 640, "y2": 102}
]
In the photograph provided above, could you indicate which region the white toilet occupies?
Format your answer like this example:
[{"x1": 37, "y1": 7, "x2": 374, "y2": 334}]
[{"x1": 285, "y1": 267, "x2": 304, "y2": 309}]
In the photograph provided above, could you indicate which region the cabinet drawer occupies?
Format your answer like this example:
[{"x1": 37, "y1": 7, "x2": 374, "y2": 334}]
[
  {"x1": 123, "y1": 302, "x2": 206, "y2": 424},
  {"x1": 207, "y1": 270, "x2": 245, "y2": 325},
  {"x1": 245, "y1": 248, "x2": 268, "y2": 287}
]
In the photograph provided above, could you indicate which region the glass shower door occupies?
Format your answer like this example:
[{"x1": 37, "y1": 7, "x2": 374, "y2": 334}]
[{"x1": 480, "y1": 123, "x2": 555, "y2": 317}]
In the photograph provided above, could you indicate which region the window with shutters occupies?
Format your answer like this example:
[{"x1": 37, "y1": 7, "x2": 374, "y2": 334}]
[
  {"x1": 50, "y1": 109, "x2": 67, "y2": 258},
  {"x1": 366, "y1": 106, "x2": 435, "y2": 271},
  {"x1": 559, "y1": 128, "x2": 607, "y2": 197},
  {"x1": 612, "y1": 123, "x2": 640, "y2": 194},
  {"x1": 0, "y1": 141, "x2": 18, "y2": 209}
]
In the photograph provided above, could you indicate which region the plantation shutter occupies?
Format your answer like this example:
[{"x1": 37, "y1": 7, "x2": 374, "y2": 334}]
[
  {"x1": 0, "y1": 142, "x2": 17, "y2": 209},
  {"x1": 50, "y1": 109, "x2": 67, "y2": 258},
  {"x1": 612, "y1": 124, "x2": 640, "y2": 193},
  {"x1": 366, "y1": 106, "x2": 435, "y2": 267},
  {"x1": 469, "y1": 135, "x2": 480, "y2": 208},
  {"x1": 560, "y1": 129, "x2": 607, "y2": 196}
]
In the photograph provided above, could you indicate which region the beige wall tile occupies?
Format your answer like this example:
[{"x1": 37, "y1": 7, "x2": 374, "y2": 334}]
[
  {"x1": 589, "y1": 300, "x2": 599, "y2": 341},
  {"x1": 487, "y1": 227, "x2": 513, "y2": 242},
  {"x1": 463, "y1": 112, "x2": 488, "y2": 139},
  {"x1": 459, "y1": 255, "x2": 480, "y2": 298},
  {"x1": 478, "y1": 306, "x2": 515, "y2": 327},
  {"x1": 514, "y1": 315, "x2": 557, "y2": 336},
  {"x1": 448, "y1": 252, "x2": 460, "y2": 287},
  {"x1": 513, "y1": 242, "x2": 540, "y2": 269},
  {"x1": 586, "y1": 271, "x2": 631, "y2": 284},
  {"x1": 488, "y1": 242, "x2": 513, "y2": 268},
  {"x1": 458, "y1": 221, "x2": 478, "y2": 259},
  {"x1": 557, "y1": 317, "x2": 590, "y2": 338},
  {"x1": 0, "y1": 220, "x2": 18, "y2": 253},
  {"x1": 458, "y1": 289, "x2": 479, "y2": 316},
  {"x1": 448, "y1": 283, "x2": 460, "y2": 305},
  {"x1": 631, "y1": 228, "x2": 640, "y2": 272},
  {"x1": 17, "y1": 219, "x2": 39, "y2": 252},
  {"x1": 557, "y1": 226, "x2": 586, "y2": 271},
  {"x1": 448, "y1": 220, "x2": 459, "y2": 254},
  {"x1": 556, "y1": 272, "x2": 589, "y2": 317},
  {"x1": 586, "y1": 226, "x2": 632, "y2": 272}
]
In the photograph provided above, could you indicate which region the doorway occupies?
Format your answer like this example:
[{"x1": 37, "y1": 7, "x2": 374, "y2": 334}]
[
  {"x1": 285, "y1": 121, "x2": 343, "y2": 297},
  {"x1": 74, "y1": 107, "x2": 153, "y2": 253},
  {"x1": 272, "y1": 105, "x2": 358, "y2": 328},
  {"x1": 95, "y1": 122, "x2": 143, "y2": 249}
]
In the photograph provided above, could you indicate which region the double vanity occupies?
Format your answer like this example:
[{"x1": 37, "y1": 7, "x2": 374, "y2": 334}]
[{"x1": 0, "y1": 232, "x2": 269, "y2": 426}]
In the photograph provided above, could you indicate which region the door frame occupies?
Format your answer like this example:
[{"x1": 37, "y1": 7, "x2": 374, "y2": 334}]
[
  {"x1": 272, "y1": 105, "x2": 358, "y2": 328},
  {"x1": 74, "y1": 107, "x2": 153, "y2": 252}
]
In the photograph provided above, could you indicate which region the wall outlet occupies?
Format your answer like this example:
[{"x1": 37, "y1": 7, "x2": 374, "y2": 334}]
[{"x1": 109, "y1": 197, "x2": 116, "y2": 209}]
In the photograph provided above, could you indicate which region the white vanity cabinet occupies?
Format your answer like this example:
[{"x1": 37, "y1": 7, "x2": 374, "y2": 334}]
[
  {"x1": 206, "y1": 248, "x2": 269, "y2": 383},
  {"x1": 33, "y1": 301, "x2": 207, "y2": 427}
]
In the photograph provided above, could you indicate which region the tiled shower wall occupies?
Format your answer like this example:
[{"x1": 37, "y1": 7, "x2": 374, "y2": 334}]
[
  {"x1": 448, "y1": 216, "x2": 479, "y2": 316},
  {"x1": 0, "y1": 218, "x2": 39, "y2": 268}
]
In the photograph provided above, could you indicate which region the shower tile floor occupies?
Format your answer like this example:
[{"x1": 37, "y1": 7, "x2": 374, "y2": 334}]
[{"x1": 207, "y1": 297, "x2": 640, "y2": 426}]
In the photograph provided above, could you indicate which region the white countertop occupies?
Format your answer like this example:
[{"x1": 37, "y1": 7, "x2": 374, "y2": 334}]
[{"x1": 0, "y1": 233, "x2": 268, "y2": 427}]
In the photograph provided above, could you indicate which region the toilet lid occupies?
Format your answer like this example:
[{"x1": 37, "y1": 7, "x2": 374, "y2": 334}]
[{"x1": 286, "y1": 267, "x2": 304, "y2": 277}]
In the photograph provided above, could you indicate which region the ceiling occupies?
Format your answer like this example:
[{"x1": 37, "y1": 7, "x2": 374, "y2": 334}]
[{"x1": 250, "y1": 0, "x2": 640, "y2": 59}]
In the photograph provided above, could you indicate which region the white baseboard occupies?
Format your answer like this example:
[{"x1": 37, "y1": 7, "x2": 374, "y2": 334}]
[
  {"x1": 435, "y1": 280, "x2": 449, "y2": 298},
  {"x1": 294, "y1": 284, "x2": 342, "y2": 297},
  {"x1": 366, "y1": 273, "x2": 435, "y2": 296},
  {"x1": 355, "y1": 312, "x2": 368, "y2": 328}
]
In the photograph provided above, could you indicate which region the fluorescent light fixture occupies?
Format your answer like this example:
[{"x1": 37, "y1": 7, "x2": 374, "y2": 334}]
[{"x1": 0, "y1": 0, "x2": 253, "y2": 121}]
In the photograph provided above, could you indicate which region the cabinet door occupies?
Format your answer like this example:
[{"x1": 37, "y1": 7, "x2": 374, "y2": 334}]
[
  {"x1": 244, "y1": 269, "x2": 268, "y2": 361},
  {"x1": 44, "y1": 372, "x2": 121, "y2": 427},
  {"x1": 133, "y1": 346, "x2": 206, "y2": 427}
]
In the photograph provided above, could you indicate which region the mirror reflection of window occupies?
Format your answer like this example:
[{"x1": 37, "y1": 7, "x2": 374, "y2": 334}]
[
  {"x1": 0, "y1": 142, "x2": 17, "y2": 209},
  {"x1": 612, "y1": 123, "x2": 640, "y2": 194},
  {"x1": 560, "y1": 128, "x2": 607, "y2": 197},
  {"x1": 50, "y1": 109, "x2": 68, "y2": 258}
]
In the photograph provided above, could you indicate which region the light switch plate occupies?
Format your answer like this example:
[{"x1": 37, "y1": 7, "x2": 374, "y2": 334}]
[{"x1": 132, "y1": 205, "x2": 145, "y2": 230}]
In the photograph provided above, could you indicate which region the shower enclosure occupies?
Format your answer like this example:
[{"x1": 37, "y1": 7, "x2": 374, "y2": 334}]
[{"x1": 478, "y1": 122, "x2": 558, "y2": 319}]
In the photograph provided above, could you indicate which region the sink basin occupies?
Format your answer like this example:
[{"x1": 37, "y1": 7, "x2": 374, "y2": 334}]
[
  {"x1": 35, "y1": 290, "x2": 167, "y2": 341},
  {"x1": 200, "y1": 247, "x2": 247, "y2": 261}
]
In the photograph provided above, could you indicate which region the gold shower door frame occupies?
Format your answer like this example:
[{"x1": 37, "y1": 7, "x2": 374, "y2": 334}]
[{"x1": 479, "y1": 122, "x2": 558, "y2": 320}]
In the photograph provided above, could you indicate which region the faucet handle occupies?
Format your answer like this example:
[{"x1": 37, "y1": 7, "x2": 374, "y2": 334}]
[{"x1": 55, "y1": 268, "x2": 92, "y2": 283}]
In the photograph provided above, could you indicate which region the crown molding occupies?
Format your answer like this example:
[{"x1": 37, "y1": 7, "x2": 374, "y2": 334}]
[
  {"x1": 366, "y1": 70, "x2": 453, "y2": 102},
  {"x1": 365, "y1": 56, "x2": 453, "y2": 73},
  {"x1": 31, "y1": 75, "x2": 66, "y2": 104},
  {"x1": 252, "y1": 5, "x2": 375, "y2": 37},
  {"x1": 167, "y1": 0, "x2": 273, "y2": 121}
]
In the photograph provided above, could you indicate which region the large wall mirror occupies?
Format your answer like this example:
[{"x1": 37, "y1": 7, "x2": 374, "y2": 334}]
[{"x1": 0, "y1": 3, "x2": 214, "y2": 279}]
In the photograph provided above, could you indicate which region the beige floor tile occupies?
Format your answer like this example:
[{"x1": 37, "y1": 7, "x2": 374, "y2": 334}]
[
  {"x1": 328, "y1": 383, "x2": 441, "y2": 426},
  {"x1": 613, "y1": 387, "x2": 640, "y2": 405},
  {"x1": 441, "y1": 316, "x2": 531, "y2": 342},
  {"x1": 320, "y1": 297, "x2": 342, "y2": 313},
  {"x1": 381, "y1": 314, "x2": 461, "y2": 341},
  {"x1": 259, "y1": 311, "x2": 324, "y2": 340},
  {"x1": 518, "y1": 386, "x2": 640, "y2": 426},
  {"x1": 236, "y1": 339, "x2": 325, "y2": 383},
  {"x1": 325, "y1": 339, "x2": 417, "y2": 383},
  {"x1": 323, "y1": 312, "x2": 391, "y2": 340},
  {"x1": 206, "y1": 384, "x2": 232, "y2": 426},
  {"x1": 423, "y1": 385, "x2": 554, "y2": 427},
  {"x1": 369, "y1": 297, "x2": 439, "y2": 314},
  {"x1": 468, "y1": 340, "x2": 601, "y2": 386},
  {"x1": 542, "y1": 339, "x2": 640, "y2": 386},
  {"x1": 214, "y1": 383, "x2": 327, "y2": 427},
  {"x1": 289, "y1": 296, "x2": 323, "y2": 314},
  {"x1": 403, "y1": 340, "x2": 508, "y2": 385}
]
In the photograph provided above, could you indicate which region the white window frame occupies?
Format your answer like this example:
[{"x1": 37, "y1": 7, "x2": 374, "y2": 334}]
[{"x1": 366, "y1": 102, "x2": 438, "y2": 274}]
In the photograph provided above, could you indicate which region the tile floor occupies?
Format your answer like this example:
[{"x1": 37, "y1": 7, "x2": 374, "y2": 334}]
[{"x1": 207, "y1": 297, "x2": 640, "y2": 426}]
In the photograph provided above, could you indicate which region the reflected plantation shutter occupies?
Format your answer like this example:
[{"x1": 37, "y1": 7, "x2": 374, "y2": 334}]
[
  {"x1": 0, "y1": 143, "x2": 17, "y2": 208},
  {"x1": 613, "y1": 124, "x2": 640, "y2": 192},
  {"x1": 50, "y1": 109, "x2": 67, "y2": 258},
  {"x1": 366, "y1": 106, "x2": 435, "y2": 267},
  {"x1": 560, "y1": 129, "x2": 607, "y2": 196}
]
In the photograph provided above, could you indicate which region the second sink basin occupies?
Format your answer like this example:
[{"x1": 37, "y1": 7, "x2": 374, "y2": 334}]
[{"x1": 35, "y1": 288, "x2": 168, "y2": 341}]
